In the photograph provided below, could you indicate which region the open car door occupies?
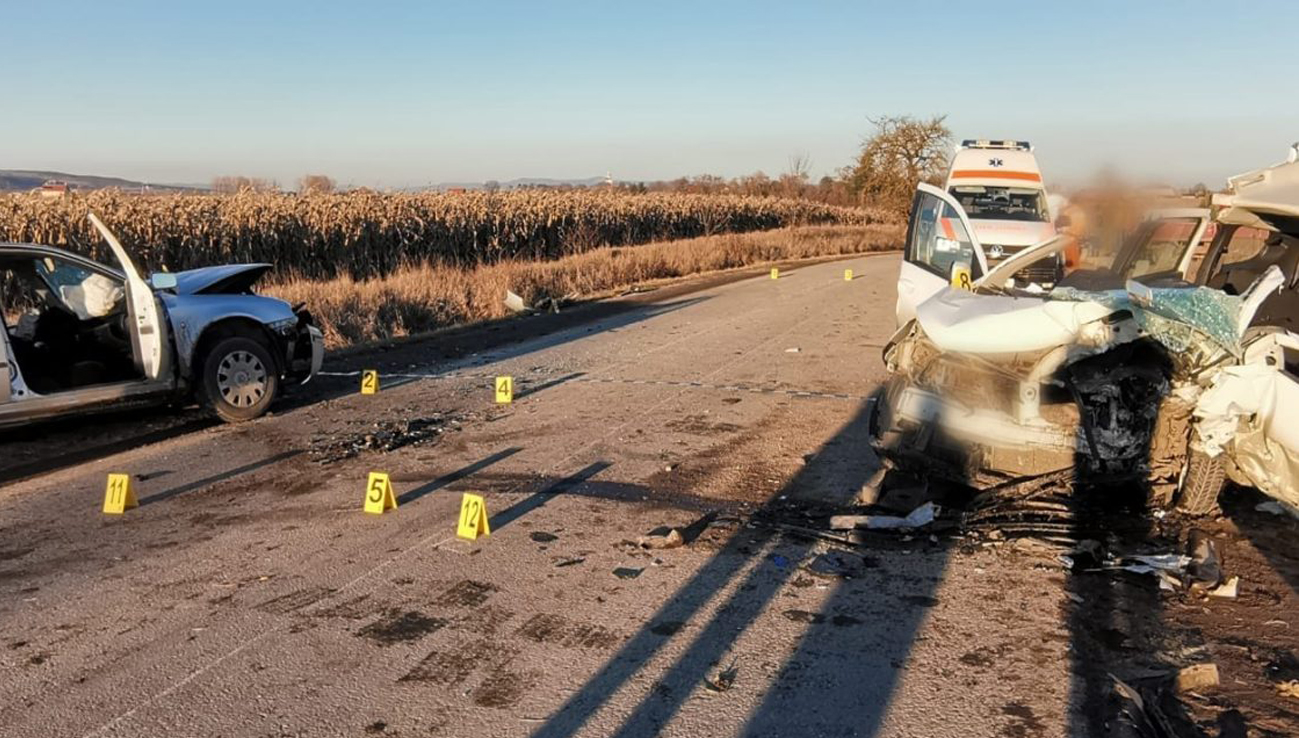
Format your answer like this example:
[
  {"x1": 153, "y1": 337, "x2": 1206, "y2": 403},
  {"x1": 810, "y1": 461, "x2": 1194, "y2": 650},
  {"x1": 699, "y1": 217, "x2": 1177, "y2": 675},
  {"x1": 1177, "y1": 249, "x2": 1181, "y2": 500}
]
[
  {"x1": 88, "y1": 213, "x2": 170, "y2": 381},
  {"x1": 0, "y1": 320, "x2": 10, "y2": 404},
  {"x1": 897, "y1": 183, "x2": 988, "y2": 326}
]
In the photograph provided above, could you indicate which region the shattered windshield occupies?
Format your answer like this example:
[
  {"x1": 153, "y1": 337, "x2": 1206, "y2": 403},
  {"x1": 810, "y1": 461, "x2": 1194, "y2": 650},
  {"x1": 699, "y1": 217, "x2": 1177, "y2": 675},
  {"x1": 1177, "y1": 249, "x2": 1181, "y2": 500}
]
[
  {"x1": 948, "y1": 186, "x2": 1048, "y2": 222},
  {"x1": 1049, "y1": 284, "x2": 1247, "y2": 355}
]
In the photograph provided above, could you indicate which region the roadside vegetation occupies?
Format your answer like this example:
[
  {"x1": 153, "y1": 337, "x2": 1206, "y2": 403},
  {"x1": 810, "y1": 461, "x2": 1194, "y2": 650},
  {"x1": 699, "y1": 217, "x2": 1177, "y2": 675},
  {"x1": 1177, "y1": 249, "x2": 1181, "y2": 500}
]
[
  {"x1": 0, "y1": 189, "x2": 886, "y2": 281},
  {"x1": 0, "y1": 114, "x2": 954, "y2": 350},
  {"x1": 266, "y1": 223, "x2": 901, "y2": 349}
]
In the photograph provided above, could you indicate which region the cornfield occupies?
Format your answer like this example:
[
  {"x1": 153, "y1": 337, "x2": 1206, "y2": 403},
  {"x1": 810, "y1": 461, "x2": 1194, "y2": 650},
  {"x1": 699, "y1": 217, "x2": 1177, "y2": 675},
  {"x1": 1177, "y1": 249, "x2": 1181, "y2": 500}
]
[{"x1": 0, "y1": 190, "x2": 891, "y2": 280}]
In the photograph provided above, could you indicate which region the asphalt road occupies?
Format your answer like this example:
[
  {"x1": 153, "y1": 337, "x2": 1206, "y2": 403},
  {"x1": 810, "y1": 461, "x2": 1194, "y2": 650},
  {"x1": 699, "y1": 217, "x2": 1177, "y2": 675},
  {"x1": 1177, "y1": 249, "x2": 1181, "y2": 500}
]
[{"x1": 2, "y1": 254, "x2": 1295, "y2": 738}]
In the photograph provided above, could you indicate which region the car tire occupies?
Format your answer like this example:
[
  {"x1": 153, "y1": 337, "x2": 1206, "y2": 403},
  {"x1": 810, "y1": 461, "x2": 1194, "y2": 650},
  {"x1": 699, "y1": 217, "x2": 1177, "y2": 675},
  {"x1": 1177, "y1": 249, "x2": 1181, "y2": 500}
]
[
  {"x1": 1177, "y1": 448, "x2": 1227, "y2": 516},
  {"x1": 200, "y1": 336, "x2": 279, "y2": 423}
]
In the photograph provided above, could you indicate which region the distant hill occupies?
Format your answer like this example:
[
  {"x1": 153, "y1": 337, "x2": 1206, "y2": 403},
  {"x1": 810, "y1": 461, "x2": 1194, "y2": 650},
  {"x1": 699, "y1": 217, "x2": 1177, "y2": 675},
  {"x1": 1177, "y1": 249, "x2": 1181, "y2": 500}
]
[
  {"x1": 422, "y1": 176, "x2": 611, "y2": 191},
  {"x1": 0, "y1": 170, "x2": 200, "y2": 192},
  {"x1": 0, "y1": 169, "x2": 614, "y2": 194}
]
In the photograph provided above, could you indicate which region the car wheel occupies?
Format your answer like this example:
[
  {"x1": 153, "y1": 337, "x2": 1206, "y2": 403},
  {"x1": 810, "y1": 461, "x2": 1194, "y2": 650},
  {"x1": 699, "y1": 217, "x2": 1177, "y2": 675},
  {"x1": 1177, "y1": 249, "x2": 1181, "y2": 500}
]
[
  {"x1": 1176, "y1": 448, "x2": 1227, "y2": 516},
  {"x1": 201, "y1": 336, "x2": 279, "y2": 423}
]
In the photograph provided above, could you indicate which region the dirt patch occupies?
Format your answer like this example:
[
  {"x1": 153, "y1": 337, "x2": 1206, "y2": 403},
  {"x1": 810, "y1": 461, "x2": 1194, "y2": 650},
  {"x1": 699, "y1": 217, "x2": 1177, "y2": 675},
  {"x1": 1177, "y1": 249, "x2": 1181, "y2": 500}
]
[
  {"x1": 256, "y1": 587, "x2": 336, "y2": 615},
  {"x1": 472, "y1": 667, "x2": 543, "y2": 709},
  {"x1": 432, "y1": 580, "x2": 498, "y2": 608},
  {"x1": 515, "y1": 613, "x2": 622, "y2": 650},
  {"x1": 357, "y1": 610, "x2": 448, "y2": 646},
  {"x1": 666, "y1": 414, "x2": 742, "y2": 436}
]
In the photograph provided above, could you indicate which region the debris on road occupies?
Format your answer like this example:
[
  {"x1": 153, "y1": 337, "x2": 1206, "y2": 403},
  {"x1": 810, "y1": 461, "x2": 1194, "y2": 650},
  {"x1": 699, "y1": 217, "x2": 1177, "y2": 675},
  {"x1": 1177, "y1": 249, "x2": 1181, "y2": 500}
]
[
  {"x1": 784, "y1": 347, "x2": 800, "y2": 353},
  {"x1": 637, "y1": 527, "x2": 685, "y2": 550},
  {"x1": 1256, "y1": 500, "x2": 1299, "y2": 519},
  {"x1": 1208, "y1": 576, "x2": 1239, "y2": 599},
  {"x1": 703, "y1": 659, "x2": 739, "y2": 694},
  {"x1": 1174, "y1": 663, "x2": 1220, "y2": 693},
  {"x1": 529, "y1": 531, "x2": 559, "y2": 543},
  {"x1": 612, "y1": 567, "x2": 643, "y2": 580},
  {"x1": 1186, "y1": 529, "x2": 1223, "y2": 589},
  {"x1": 829, "y1": 501, "x2": 935, "y2": 531},
  {"x1": 1111, "y1": 675, "x2": 1199, "y2": 738},
  {"x1": 782, "y1": 609, "x2": 824, "y2": 624},
  {"x1": 308, "y1": 414, "x2": 461, "y2": 463},
  {"x1": 804, "y1": 551, "x2": 872, "y2": 579},
  {"x1": 854, "y1": 460, "x2": 894, "y2": 505}
]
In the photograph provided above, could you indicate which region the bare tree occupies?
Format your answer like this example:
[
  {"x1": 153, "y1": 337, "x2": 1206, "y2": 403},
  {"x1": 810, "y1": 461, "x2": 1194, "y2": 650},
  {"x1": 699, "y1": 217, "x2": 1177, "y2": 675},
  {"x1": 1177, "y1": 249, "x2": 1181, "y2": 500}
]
[
  {"x1": 842, "y1": 115, "x2": 951, "y2": 215},
  {"x1": 780, "y1": 152, "x2": 811, "y2": 198},
  {"x1": 299, "y1": 174, "x2": 336, "y2": 194},
  {"x1": 484, "y1": 180, "x2": 501, "y2": 194},
  {"x1": 212, "y1": 176, "x2": 278, "y2": 194}
]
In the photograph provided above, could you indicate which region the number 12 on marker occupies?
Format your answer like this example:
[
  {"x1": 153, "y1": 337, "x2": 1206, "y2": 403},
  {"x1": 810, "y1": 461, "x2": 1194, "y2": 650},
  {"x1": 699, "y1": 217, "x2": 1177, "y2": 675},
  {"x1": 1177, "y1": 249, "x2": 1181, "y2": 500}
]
[{"x1": 457, "y1": 493, "x2": 490, "y2": 540}]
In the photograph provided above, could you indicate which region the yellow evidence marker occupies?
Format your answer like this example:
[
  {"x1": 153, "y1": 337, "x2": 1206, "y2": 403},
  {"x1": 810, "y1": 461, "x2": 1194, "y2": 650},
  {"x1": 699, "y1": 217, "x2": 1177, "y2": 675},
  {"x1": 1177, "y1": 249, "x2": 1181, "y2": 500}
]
[
  {"x1": 364, "y1": 472, "x2": 397, "y2": 514},
  {"x1": 103, "y1": 473, "x2": 138, "y2": 514},
  {"x1": 495, "y1": 376, "x2": 513, "y2": 404},
  {"x1": 844, "y1": 269, "x2": 853, "y2": 281},
  {"x1": 360, "y1": 369, "x2": 379, "y2": 395},
  {"x1": 457, "y1": 493, "x2": 491, "y2": 540},
  {"x1": 770, "y1": 267, "x2": 779, "y2": 280},
  {"x1": 950, "y1": 263, "x2": 973, "y2": 290}
]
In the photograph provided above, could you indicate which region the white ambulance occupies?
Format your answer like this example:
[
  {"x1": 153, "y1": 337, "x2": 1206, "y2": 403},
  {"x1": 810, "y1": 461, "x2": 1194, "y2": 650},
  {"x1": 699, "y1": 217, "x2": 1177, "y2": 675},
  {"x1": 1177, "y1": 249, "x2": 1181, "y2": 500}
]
[{"x1": 944, "y1": 140, "x2": 1057, "y2": 282}]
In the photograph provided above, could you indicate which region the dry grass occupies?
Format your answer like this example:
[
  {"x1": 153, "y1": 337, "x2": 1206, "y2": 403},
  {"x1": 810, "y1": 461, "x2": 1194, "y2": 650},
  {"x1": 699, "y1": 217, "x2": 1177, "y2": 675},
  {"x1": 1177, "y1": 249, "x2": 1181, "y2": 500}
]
[
  {"x1": 0, "y1": 189, "x2": 891, "y2": 280},
  {"x1": 267, "y1": 223, "x2": 901, "y2": 349}
]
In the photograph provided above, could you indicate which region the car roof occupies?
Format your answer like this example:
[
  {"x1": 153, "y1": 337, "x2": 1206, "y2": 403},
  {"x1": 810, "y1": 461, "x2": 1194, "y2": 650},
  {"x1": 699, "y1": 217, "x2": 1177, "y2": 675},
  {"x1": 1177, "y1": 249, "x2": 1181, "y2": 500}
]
[
  {"x1": 1215, "y1": 149, "x2": 1299, "y2": 234},
  {"x1": 0, "y1": 242, "x2": 122, "y2": 277}
]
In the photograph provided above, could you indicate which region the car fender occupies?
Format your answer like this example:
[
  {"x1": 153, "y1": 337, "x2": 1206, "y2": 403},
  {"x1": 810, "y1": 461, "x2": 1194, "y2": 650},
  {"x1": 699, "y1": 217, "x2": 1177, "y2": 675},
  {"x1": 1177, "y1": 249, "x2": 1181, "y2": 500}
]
[{"x1": 161, "y1": 293, "x2": 296, "y2": 380}]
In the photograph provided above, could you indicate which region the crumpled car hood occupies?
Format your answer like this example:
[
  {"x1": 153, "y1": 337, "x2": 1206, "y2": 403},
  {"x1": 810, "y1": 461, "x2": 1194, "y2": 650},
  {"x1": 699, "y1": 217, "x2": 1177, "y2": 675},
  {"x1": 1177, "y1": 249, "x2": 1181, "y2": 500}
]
[
  {"x1": 171, "y1": 264, "x2": 273, "y2": 295},
  {"x1": 914, "y1": 289, "x2": 1115, "y2": 354}
]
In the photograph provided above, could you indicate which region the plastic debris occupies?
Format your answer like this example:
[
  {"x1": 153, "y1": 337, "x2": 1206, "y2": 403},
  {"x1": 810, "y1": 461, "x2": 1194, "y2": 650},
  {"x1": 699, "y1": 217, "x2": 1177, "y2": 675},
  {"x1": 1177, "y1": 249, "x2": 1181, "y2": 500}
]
[
  {"x1": 829, "y1": 502, "x2": 935, "y2": 531},
  {"x1": 504, "y1": 290, "x2": 530, "y2": 314},
  {"x1": 804, "y1": 551, "x2": 868, "y2": 579}
]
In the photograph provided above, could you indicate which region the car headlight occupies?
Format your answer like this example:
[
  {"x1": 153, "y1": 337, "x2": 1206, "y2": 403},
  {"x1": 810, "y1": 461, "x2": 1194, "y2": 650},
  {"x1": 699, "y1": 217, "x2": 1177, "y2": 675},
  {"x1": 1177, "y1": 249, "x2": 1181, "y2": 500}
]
[{"x1": 267, "y1": 317, "x2": 298, "y2": 335}]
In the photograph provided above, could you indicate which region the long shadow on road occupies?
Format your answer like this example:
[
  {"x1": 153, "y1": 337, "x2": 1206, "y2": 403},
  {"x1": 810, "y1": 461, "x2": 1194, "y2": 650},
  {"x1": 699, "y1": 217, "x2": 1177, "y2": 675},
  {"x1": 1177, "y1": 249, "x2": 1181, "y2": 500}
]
[{"x1": 530, "y1": 397, "x2": 956, "y2": 738}]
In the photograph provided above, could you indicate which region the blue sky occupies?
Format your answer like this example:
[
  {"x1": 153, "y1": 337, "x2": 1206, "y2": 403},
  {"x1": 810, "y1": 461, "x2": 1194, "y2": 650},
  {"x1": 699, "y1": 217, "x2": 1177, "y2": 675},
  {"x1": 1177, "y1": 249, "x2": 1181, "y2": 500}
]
[{"x1": 4, "y1": 1, "x2": 1296, "y2": 188}]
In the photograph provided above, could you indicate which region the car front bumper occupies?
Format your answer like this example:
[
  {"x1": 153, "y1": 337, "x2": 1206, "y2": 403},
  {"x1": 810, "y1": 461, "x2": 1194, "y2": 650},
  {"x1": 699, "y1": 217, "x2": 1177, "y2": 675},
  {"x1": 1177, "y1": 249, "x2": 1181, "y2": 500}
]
[{"x1": 873, "y1": 376, "x2": 1081, "y2": 479}]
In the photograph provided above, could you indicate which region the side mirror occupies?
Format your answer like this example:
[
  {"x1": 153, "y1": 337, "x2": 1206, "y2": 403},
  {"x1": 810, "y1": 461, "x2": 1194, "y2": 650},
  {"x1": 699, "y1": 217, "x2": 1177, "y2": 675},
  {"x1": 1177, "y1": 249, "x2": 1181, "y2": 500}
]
[
  {"x1": 149, "y1": 272, "x2": 178, "y2": 291},
  {"x1": 949, "y1": 259, "x2": 973, "y2": 290}
]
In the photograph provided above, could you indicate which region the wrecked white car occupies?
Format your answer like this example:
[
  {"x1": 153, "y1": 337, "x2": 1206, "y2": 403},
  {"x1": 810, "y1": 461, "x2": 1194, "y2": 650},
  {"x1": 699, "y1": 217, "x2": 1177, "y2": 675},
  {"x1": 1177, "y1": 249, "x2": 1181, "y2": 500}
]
[
  {"x1": 875, "y1": 155, "x2": 1299, "y2": 515},
  {"x1": 1, "y1": 214, "x2": 323, "y2": 427}
]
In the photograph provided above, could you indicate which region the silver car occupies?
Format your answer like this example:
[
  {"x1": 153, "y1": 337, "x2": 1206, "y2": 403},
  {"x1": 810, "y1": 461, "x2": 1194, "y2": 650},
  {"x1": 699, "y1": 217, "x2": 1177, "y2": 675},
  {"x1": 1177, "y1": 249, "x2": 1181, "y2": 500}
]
[{"x1": 0, "y1": 213, "x2": 323, "y2": 427}]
